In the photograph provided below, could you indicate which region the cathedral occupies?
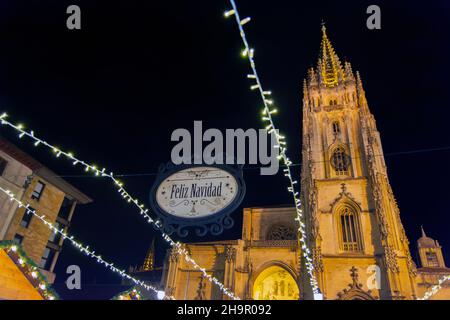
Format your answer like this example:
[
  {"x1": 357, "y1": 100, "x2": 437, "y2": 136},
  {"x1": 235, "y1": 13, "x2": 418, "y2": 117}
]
[{"x1": 159, "y1": 26, "x2": 450, "y2": 300}]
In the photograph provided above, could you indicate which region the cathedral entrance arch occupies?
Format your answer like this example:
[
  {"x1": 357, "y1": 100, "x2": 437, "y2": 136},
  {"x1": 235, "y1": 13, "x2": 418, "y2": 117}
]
[{"x1": 252, "y1": 265, "x2": 299, "y2": 300}]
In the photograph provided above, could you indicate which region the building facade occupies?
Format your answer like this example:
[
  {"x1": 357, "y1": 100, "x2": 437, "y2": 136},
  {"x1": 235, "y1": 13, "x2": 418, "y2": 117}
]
[
  {"x1": 415, "y1": 228, "x2": 450, "y2": 299},
  {"x1": 125, "y1": 239, "x2": 164, "y2": 300},
  {"x1": 0, "y1": 138, "x2": 92, "y2": 283},
  {"x1": 161, "y1": 207, "x2": 300, "y2": 300},
  {"x1": 160, "y1": 26, "x2": 449, "y2": 300}
]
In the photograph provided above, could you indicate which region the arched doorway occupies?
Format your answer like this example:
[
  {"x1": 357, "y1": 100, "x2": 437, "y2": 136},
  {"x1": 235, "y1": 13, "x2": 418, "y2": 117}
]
[{"x1": 252, "y1": 265, "x2": 299, "y2": 300}]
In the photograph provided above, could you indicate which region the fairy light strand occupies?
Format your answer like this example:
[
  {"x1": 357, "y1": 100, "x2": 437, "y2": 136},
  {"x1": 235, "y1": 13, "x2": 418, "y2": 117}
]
[
  {"x1": 0, "y1": 112, "x2": 240, "y2": 300},
  {"x1": 417, "y1": 275, "x2": 450, "y2": 300},
  {"x1": 0, "y1": 185, "x2": 174, "y2": 300},
  {"x1": 224, "y1": 1, "x2": 319, "y2": 295}
]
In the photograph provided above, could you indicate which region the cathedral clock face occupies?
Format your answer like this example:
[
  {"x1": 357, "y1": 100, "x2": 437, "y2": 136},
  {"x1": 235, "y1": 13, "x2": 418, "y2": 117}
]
[{"x1": 149, "y1": 163, "x2": 246, "y2": 236}]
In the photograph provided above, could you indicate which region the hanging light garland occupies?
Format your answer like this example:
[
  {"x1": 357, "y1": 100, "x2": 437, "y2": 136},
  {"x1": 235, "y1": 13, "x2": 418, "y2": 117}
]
[
  {"x1": 0, "y1": 112, "x2": 240, "y2": 300},
  {"x1": 417, "y1": 275, "x2": 450, "y2": 300},
  {"x1": 112, "y1": 288, "x2": 143, "y2": 300},
  {"x1": 223, "y1": 0, "x2": 319, "y2": 295},
  {"x1": 0, "y1": 185, "x2": 174, "y2": 300}
]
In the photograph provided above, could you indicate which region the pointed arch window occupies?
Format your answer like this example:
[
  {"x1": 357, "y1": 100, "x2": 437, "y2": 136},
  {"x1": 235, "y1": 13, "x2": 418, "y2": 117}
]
[
  {"x1": 339, "y1": 206, "x2": 363, "y2": 252},
  {"x1": 332, "y1": 121, "x2": 340, "y2": 135},
  {"x1": 331, "y1": 146, "x2": 350, "y2": 176}
]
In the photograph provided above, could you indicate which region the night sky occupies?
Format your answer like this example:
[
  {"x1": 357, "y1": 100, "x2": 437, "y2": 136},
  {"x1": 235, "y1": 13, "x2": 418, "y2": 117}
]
[{"x1": 0, "y1": 1, "x2": 449, "y2": 299}]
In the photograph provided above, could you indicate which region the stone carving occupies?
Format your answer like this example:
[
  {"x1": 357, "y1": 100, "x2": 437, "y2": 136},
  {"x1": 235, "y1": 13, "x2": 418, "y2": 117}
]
[
  {"x1": 267, "y1": 224, "x2": 296, "y2": 241},
  {"x1": 312, "y1": 246, "x2": 324, "y2": 272},
  {"x1": 385, "y1": 245, "x2": 400, "y2": 274},
  {"x1": 194, "y1": 275, "x2": 206, "y2": 300},
  {"x1": 366, "y1": 145, "x2": 389, "y2": 239},
  {"x1": 329, "y1": 183, "x2": 361, "y2": 211},
  {"x1": 225, "y1": 246, "x2": 236, "y2": 263},
  {"x1": 405, "y1": 249, "x2": 417, "y2": 277},
  {"x1": 308, "y1": 181, "x2": 319, "y2": 239},
  {"x1": 337, "y1": 266, "x2": 376, "y2": 300},
  {"x1": 169, "y1": 248, "x2": 180, "y2": 263}
]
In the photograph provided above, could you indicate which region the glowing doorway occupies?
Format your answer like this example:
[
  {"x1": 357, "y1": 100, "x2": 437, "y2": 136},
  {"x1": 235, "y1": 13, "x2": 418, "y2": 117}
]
[{"x1": 253, "y1": 265, "x2": 299, "y2": 300}]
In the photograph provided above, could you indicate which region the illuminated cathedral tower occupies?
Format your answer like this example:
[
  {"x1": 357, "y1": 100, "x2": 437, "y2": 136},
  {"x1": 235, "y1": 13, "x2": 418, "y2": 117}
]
[
  {"x1": 143, "y1": 238, "x2": 156, "y2": 271},
  {"x1": 300, "y1": 25, "x2": 418, "y2": 300}
]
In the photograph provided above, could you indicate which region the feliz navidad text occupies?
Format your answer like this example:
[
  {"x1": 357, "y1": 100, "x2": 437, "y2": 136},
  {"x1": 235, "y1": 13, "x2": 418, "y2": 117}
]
[{"x1": 170, "y1": 182, "x2": 223, "y2": 199}]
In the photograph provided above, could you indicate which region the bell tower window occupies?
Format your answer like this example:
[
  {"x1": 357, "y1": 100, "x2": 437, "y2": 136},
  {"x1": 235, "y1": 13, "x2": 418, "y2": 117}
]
[
  {"x1": 332, "y1": 121, "x2": 340, "y2": 135},
  {"x1": 426, "y1": 252, "x2": 439, "y2": 267},
  {"x1": 338, "y1": 206, "x2": 363, "y2": 252}
]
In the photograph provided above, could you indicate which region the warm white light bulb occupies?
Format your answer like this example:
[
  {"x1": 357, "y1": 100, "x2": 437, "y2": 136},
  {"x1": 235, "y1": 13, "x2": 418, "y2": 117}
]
[
  {"x1": 224, "y1": 10, "x2": 235, "y2": 18},
  {"x1": 240, "y1": 17, "x2": 251, "y2": 25}
]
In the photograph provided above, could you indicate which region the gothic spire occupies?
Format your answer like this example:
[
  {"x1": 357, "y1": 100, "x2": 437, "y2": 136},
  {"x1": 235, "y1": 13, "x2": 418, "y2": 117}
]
[
  {"x1": 318, "y1": 23, "x2": 344, "y2": 87},
  {"x1": 142, "y1": 238, "x2": 155, "y2": 271},
  {"x1": 421, "y1": 225, "x2": 427, "y2": 238}
]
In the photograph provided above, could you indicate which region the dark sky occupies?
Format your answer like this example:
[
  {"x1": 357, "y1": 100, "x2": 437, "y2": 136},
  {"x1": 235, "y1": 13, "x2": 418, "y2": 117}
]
[{"x1": 0, "y1": 1, "x2": 449, "y2": 299}]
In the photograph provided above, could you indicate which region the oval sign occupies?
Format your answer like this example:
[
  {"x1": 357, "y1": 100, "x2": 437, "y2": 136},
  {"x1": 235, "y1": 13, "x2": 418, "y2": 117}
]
[
  {"x1": 156, "y1": 166, "x2": 238, "y2": 219},
  {"x1": 150, "y1": 163, "x2": 245, "y2": 236}
]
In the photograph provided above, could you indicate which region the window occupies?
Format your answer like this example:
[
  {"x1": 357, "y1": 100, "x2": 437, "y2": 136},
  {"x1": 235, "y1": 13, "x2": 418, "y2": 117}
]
[
  {"x1": 39, "y1": 247, "x2": 56, "y2": 270},
  {"x1": 13, "y1": 234, "x2": 24, "y2": 245},
  {"x1": 0, "y1": 157, "x2": 7, "y2": 176},
  {"x1": 339, "y1": 206, "x2": 362, "y2": 252},
  {"x1": 58, "y1": 197, "x2": 74, "y2": 220},
  {"x1": 426, "y1": 252, "x2": 439, "y2": 267},
  {"x1": 331, "y1": 147, "x2": 349, "y2": 176},
  {"x1": 48, "y1": 221, "x2": 62, "y2": 244},
  {"x1": 332, "y1": 121, "x2": 341, "y2": 135},
  {"x1": 19, "y1": 207, "x2": 35, "y2": 228},
  {"x1": 31, "y1": 181, "x2": 45, "y2": 201}
]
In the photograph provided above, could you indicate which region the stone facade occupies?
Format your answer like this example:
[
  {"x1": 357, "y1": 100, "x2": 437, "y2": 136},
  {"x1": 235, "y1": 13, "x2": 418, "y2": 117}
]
[
  {"x1": 161, "y1": 26, "x2": 449, "y2": 300},
  {"x1": 0, "y1": 147, "x2": 33, "y2": 239},
  {"x1": 5, "y1": 176, "x2": 66, "y2": 282},
  {"x1": 414, "y1": 228, "x2": 450, "y2": 299},
  {"x1": 162, "y1": 207, "x2": 300, "y2": 300},
  {"x1": 0, "y1": 138, "x2": 92, "y2": 283},
  {"x1": 300, "y1": 25, "x2": 418, "y2": 300}
]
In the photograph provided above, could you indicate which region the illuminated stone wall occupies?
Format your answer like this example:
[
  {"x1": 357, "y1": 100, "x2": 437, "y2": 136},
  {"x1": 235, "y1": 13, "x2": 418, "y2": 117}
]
[{"x1": 4, "y1": 176, "x2": 65, "y2": 283}]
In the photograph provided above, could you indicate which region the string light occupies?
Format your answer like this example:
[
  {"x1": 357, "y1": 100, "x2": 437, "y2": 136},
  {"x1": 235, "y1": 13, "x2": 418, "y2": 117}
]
[
  {"x1": 0, "y1": 115, "x2": 240, "y2": 300},
  {"x1": 113, "y1": 288, "x2": 143, "y2": 300},
  {"x1": 224, "y1": 0, "x2": 320, "y2": 295},
  {"x1": 0, "y1": 186, "x2": 175, "y2": 300},
  {"x1": 417, "y1": 275, "x2": 450, "y2": 300}
]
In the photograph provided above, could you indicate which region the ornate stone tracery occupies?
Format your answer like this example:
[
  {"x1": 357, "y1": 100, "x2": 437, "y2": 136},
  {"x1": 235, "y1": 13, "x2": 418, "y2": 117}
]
[
  {"x1": 329, "y1": 183, "x2": 361, "y2": 211},
  {"x1": 385, "y1": 245, "x2": 400, "y2": 274},
  {"x1": 267, "y1": 224, "x2": 296, "y2": 241},
  {"x1": 337, "y1": 266, "x2": 376, "y2": 300},
  {"x1": 194, "y1": 275, "x2": 206, "y2": 300},
  {"x1": 312, "y1": 246, "x2": 324, "y2": 272},
  {"x1": 225, "y1": 246, "x2": 237, "y2": 263}
]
